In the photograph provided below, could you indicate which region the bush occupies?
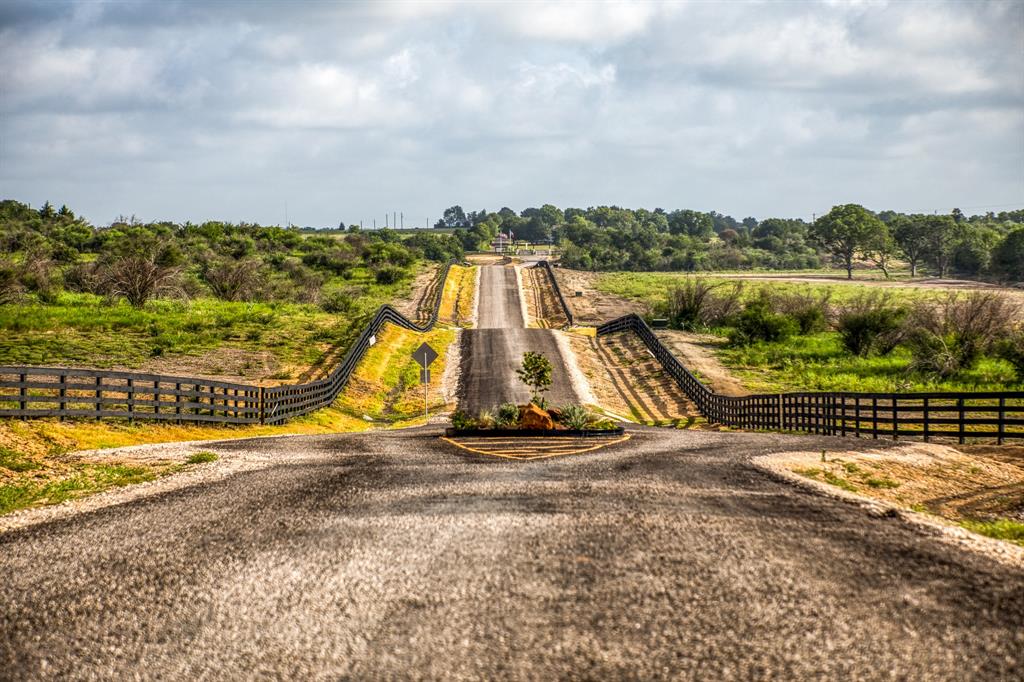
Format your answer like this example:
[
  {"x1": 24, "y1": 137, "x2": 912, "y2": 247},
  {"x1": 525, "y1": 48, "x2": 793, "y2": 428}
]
[
  {"x1": 450, "y1": 410, "x2": 476, "y2": 430},
  {"x1": 769, "y1": 291, "x2": 831, "y2": 334},
  {"x1": 495, "y1": 402, "x2": 520, "y2": 428},
  {"x1": 476, "y1": 408, "x2": 496, "y2": 429},
  {"x1": 658, "y1": 278, "x2": 743, "y2": 330},
  {"x1": 906, "y1": 293, "x2": 1018, "y2": 378},
  {"x1": 559, "y1": 404, "x2": 591, "y2": 430},
  {"x1": 0, "y1": 258, "x2": 25, "y2": 304},
  {"x1": 202, "y1": 258, "x2": 265, "y2": 302},
  {"x1": 997, "y1": 330, "x2": 1024, "y2": 382},
  {"x1": 320, "y1": 289, "x2": 354, "y2": 314},
  {"x1": 728, "y1": 299, "x2": 798, "y2": 346},
  {"x1": 374, "y1": 265, "x2": 407, "y2": 285},
  {"x1": 835, "y1": 295, "x2": 906, "y2": 357}
]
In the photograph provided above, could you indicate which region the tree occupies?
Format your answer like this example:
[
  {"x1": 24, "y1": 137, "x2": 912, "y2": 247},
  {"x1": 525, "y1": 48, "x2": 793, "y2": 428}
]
[
  {"x1": 516, "y1": 351, "x2": 553, "y2": 406},
  {"x1": 810, "y1": 204, "x2": 887, "y2": 279},
  {"x1": 865, "y1": 228, "x2": 898, "y2": 279},
  {"x1": 667, "y1": 209, "x2": 713, "y2": 238},
  {"x1": 438, "y1": 205, "x2": 469, "y2": 229},
  {"x1": 923, "y1": 214, "x2": 962, "y2": 277},
  {"x1": 891, "y1": 214, "x2": 930, "y2": 277},
  {"x1": 992, "y1": 228, "x2": 1024, "y2": 281}
]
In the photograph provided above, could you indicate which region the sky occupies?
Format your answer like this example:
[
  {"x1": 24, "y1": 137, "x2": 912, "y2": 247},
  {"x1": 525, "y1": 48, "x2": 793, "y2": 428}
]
[{"x1": 1, "y1": 0, "x2": 1022, "y2": 228}]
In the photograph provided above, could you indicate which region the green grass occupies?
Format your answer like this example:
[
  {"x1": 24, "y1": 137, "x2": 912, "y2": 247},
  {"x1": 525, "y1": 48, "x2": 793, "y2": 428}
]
[
  {"x1": 717, "y1": 332, "x2": 1020, "y2": 393},
  {"x1": 822, "y1": 470, "x2": 859, "y2": 492},
  {"x1": 0, "y1": 264, "x2": 421, "y2": 374},
  {"x1": 0, "y1": 462, "x2": 162, "y2": 515},
  {"x1": 0, "y1": 446, "x2": 40, "y2": 472},
  {"x1": 959, "y1": 519, "x2": 1024, "y2": 546},
  {"x1": 185, "y1": 451, "x2": 218, "y2": 464},
  {"x1": 595, "y1": 271, "x2": 943, "y2": 309}
]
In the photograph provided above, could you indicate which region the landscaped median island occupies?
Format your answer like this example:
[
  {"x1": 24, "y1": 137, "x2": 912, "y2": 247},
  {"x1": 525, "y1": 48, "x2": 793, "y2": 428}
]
[{"x1": 447, "y1": 351, "x2": 622, "y2": 437}]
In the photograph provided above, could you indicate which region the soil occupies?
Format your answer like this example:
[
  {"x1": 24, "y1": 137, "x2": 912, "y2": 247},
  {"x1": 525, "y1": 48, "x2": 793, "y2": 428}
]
[
  {"x1": 550, "y1": 268, "x2": 641, "y2": 325},
  {"x1": 395, "y1": 262, "x2": 442, "y2": 324},
  {"x1": 567, "y1": 330, "x2": 697, "y2": 425},
  {"x1": 770, "y1": 442, "x2": 1024, "y2": 524},
  {"x1": 520, "y1": 265, "x2": 569, "y2": 329},
  {"x1": 656, "y1": 330, "x2": 748, "y2": 396}
]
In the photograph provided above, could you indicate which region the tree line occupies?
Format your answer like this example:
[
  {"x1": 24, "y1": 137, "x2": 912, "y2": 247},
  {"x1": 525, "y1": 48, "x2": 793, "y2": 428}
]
[
  {"x1": 0, "y1": 199, "x2": 464, "y2": 309},
  {"x1": 431, "y1": 203, "x2": 1024, "y2": 281}
]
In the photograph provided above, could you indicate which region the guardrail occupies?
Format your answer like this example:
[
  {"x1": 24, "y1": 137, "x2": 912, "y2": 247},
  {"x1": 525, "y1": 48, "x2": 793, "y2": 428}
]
[
  {"x1": 0, "y1": 259, "x2": 459, "y2": 426},
  {"x1": 536, "y1": 260, "x2": 574, "y2": 327},
  {"x1": 597, "y1": 313, "x2": 1024, "y2": 444}
]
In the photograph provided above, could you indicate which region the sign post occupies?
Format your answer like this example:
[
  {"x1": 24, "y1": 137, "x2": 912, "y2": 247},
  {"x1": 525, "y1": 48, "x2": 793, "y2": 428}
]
[{"x1": 412, "y1": 342, "x2": 438, "y2": 420}]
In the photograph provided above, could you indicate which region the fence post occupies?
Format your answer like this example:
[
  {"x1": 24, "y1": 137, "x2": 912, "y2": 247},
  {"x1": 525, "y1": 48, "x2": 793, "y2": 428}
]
[
  {"x1": 997, "y1": 397, "x2": 1006, "y2": 446},
  {"x1": 95, "y1": 376, "x2": 102, "y2": 420},
  {"x1": 154, "y1": 380, "x2": 160, "y2": 416},
  {"x1": 259, "y1": 386, "x2": 266, "y2": 425},
  {"x1": 872, "y1": 397, "x2": 878, "y2": 439},
  {"x1": 127, "y1": 377, "x2": 134, "y2": 423},
  {"x1": 59, "y1": 373, "x2": 66, "y2": 421},
  {"x1": 175, "y1": 382, "x2": 182, "y2": 424},
  {"x1": 891, "y1": 395, "x2": 898, "y2": 441},
  {"x1": 19, "y1": 372, "x2": 26, "y2": 420},
  {"x1": 957, "y1": 396, "x2": 965, "y2": 445},
  {"x1": 854, "y1": 396, "x2": 860, "y2": 438},
  {"x1": 922, "y1": 397, "x2": 929, "y2": 442}
]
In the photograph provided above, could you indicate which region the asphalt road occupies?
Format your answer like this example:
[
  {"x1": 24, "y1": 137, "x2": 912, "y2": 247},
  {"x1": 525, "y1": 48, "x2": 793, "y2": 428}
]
[
  {"x1": 459, "y1": 264, "x2": 578, "y2": 413},
  {"x1": 2, "y1": 428, "x2": 1021, "y2": 679}
]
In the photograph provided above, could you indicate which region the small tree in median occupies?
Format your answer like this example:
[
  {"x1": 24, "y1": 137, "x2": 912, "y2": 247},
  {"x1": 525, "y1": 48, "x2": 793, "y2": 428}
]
[{"x1": 517, "y1": 351, "x2": 553, "y2": 407}]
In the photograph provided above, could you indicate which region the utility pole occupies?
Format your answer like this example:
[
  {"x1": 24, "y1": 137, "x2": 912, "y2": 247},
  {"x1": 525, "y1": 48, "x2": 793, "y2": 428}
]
[
  {"x1": 393, "y1": 211, "x2": 397, "y2": 229},
  {"x1": 373, "y1": 218, "x2": 376, "y2": 229},
  {"x1": 385, "y1": 214, "x2": 388, "y2": 228},
  {"x1": 401, "y1": 212, "x2": 404, "y2": 229}
]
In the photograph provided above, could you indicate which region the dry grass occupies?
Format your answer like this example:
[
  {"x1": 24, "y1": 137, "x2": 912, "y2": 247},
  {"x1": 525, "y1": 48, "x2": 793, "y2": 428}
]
[
  {"x1": 778, "y1": 443, "x2": 1024, "y2": 546},
  {"x1": 437, "y1": 265, "x2": 476, "y2": 326}
]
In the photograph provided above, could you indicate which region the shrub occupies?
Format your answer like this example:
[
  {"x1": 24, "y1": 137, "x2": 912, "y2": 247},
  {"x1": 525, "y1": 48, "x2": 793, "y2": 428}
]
[
  {"x1": 320, "y1": 289, "x2": 354, "y2": 314},
  {"x1": 769, "y1": 291, "x2": 832, "y2": 334},
  {"x1": 906, "y1": 293, "x2": 1018, "y2": 377},
  {"x1": 658, "y1": 278, "x2": 743, "y2": 330},
  {"x1": 450, "y1": 410, "x2": 476, "y2": 430},
  {"x1": 495, "y1": 402, "x2": 520, "y2": 428},
  {"x1": 476, "y1": 408, "x2": 496, "y2": 429},
  {"x1": 203, "y1": 258, "x2": 265, "y2": 302},
  {"x1": 0, "y1": 258, "x2": 25, "y2": 304},
  {"x1": 98, "y1": 255, "x2": 182, "y2": 308},
  {"x1": 374, "y1": 265, "x2": 406, "y2": 285},
  {"x1": 559, "y1": 404, "x2": 591, "y2": 430},
  {"x1": 728, "y1": 299, "x2": 798, "y2": 346},
  {"x1": 835, "y1": 294, "x2": 906, "y2": 357},
  {"x1": 997, "y1": 330, "x2": 1024, "y2": 382}
]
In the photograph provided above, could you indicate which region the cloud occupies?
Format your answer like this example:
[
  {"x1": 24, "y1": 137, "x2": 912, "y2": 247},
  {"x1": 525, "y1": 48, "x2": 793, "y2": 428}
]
[{"x1": 0, "y1": 0, "x2": 1020, "y2": 225}]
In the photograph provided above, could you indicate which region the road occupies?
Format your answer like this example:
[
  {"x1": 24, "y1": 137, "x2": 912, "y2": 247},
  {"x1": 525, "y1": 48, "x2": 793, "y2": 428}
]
[
  {"x1": 458, "y1": 264, "x2": 578, "y2": 412},
  {"x1": 1, "y1": 428, "x2": 1021, "y2": 679}
]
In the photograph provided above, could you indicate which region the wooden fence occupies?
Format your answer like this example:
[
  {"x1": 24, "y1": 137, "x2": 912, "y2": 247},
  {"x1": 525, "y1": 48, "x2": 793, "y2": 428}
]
[
  {"x1": 597, "y1": 313, "x2": 1024, "y2": 444},
  {"x1": 0, "y1": 260, "x2": 459, "y2": 426}
]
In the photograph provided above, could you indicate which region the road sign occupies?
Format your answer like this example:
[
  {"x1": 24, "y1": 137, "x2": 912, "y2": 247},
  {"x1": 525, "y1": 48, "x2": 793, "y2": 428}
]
[
  {"x1": 420, "y1": 369, "x2": 430, "y2": 384},
  {"x1": 413, "y1": 342, "x2": 438, "y2": 368}
]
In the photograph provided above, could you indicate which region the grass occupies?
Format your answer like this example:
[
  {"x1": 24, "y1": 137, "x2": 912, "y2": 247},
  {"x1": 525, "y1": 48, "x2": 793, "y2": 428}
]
[
  {"x1": 717, "y1": 332, "x2": 1021, "y2": 393},
  {"x1": 186, "y1": 451, "x2": 218, "y2": 464},
  {"x1": 595, "y1": 271, "x2": 944, "y2": 309},
  {"x1": 959, "y1": 519, "x2": 1024, "y2": 546},
  {"x1": 0, "y1": 462, "x2": 163, "y2": 516},
  {"x1": 437, "y1": 264, "x2": 476, "y2": 326},
  {"x1": 0, "y1": 264, "x2": 423, "y2": 379}
]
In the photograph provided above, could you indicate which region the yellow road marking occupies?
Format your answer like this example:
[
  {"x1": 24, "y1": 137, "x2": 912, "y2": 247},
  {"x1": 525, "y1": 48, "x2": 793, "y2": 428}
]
[{"x1": 440, "y1": 434, "x2": 631, "y2": 460}]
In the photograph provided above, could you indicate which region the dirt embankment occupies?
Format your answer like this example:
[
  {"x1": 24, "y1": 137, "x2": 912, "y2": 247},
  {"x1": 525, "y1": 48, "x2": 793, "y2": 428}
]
[
  {"x1": 550, "y1": 268, "x2": 641, "y2": 325},
  {"x1": 520, "y1": 265, "x2": 569, "y2": 329},
  {"x1": 568, "y1": 330, "x2": 697, "y2": 425},
  {"x1": 657, "y1": 330, "x2": 748, "y2": 396}
]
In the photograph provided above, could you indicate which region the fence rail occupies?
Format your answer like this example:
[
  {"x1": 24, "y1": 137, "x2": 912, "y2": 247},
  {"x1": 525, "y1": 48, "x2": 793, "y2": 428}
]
[
  {"x1": 0, "y1": 259, "x2": 459, "y2": 426},
  {"x1": 597, "y1": 313, "x2": 1024, "y2": 444},
  {"x1": 536, "y1": 260, "x2": 574, "y2": 327}
]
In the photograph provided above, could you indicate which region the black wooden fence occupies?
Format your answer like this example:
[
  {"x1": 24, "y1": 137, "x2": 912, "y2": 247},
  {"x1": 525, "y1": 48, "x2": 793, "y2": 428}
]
[
  {"x1": 536, "y1": 260, "x2": 574, "y2": 327},
  {"x1": 0, "y1": 260, "x2": 459, "y2": 426},
  {"x1": 598, "y1": 313, "x2": 1024, "y2": 444}
]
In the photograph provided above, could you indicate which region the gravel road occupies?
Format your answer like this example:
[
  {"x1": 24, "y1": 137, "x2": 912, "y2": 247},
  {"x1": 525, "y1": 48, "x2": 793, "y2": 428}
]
[
  {"x1": 458, "y1": 264, "x2": 578, "y2": 412},
  {"x1": 1, "y1": 427, "x2": 1020, "y2": 680}
]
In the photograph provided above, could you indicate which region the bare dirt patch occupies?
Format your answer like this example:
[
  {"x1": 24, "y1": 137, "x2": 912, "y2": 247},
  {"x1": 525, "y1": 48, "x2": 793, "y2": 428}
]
[
  {"x1": 714, "y1": 273, "x2": 1024, "y2": 301},
  {"x1": 395, "y1": 262, "x2": 442, "y2": 324},
  {"x1": 568, "y1": 330, "x2": 697, "y2": 425},
  {"x1": 521, "y1": 265, "x2": 569, "y2": 329},
  {"x1": 136, "y1": 348, "x2": 286, "y2": 386},
  {"x1": 657, "y1": 330, "x2": 748, "y2": 396},
  {"x1": 765, "y1": 443, "x2": 1024, "y2": 545},
  {"x1": 551, "y1": 268, "x2": 640, "y2": 325}
]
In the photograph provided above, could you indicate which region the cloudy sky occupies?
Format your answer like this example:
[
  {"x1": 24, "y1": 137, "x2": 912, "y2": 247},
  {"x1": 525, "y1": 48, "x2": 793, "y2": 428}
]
[{"x1": 1, "y1": 0, "x2": 1022, "y2": 227}]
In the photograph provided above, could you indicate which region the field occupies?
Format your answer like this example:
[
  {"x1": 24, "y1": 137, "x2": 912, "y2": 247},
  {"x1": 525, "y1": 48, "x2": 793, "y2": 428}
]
[
  {"x1": 0, "y1": 262, "x2": 476, "y2": 516},
  {"x1": 0, "y1": 264, "x2": 427, "y2": 384},
  {"x1": 588, "y1": 270, "x2": 1024, "y2": 394}
]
